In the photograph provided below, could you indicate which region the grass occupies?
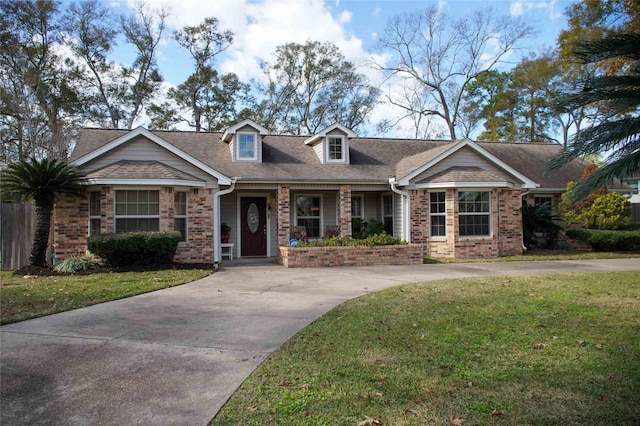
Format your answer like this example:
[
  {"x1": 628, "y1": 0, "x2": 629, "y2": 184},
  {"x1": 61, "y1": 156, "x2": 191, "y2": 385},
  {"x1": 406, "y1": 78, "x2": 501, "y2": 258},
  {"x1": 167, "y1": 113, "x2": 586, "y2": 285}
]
[
  {"x1": 211, "y1": 271, "x2": 640, "y2": 426},
  {"x1": 0, "y1": 268, "x2": 211, "y2": 325},
  {"x1": 424, "y1": 251, "x2": 640, "y2": 264}
]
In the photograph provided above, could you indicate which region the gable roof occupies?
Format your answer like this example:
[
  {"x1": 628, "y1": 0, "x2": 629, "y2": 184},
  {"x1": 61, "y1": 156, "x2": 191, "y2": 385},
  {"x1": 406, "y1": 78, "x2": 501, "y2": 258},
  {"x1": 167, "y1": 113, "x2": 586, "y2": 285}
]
[
  {"x1": 72, "y1": 127, "x2": 232, "y2": 185},
  {"x1": 304, "y1": 123, "x2": 357, "y2": 145},
  {"x1": 416, "y1": 166, "x2": 513, "y2": 188},
  {"x1": 221, "y1": 119, "x2": 268, "y2": 142},
  {"x1": 85, "y1": 160, "x2": 206, "y2": 187},
  {"x1": 71, "y1": 128, "x2": 595, "y2": 189},
  {"x1": 396, "y1": 139, "x2": 538, "y2": 189}
]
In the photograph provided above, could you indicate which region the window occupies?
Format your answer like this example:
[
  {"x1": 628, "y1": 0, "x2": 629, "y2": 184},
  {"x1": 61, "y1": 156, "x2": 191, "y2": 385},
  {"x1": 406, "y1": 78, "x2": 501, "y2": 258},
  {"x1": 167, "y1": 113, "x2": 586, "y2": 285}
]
[
  {"x1": 351, "y1": 195, "x2": 363, "y2": 236},
  {"x1": 295, "y1": 195, "x2": 321, "y2": 238},
  {"x1": 534, "y1": 196, "x2": 553, "y2": 206},
  {"x1": 382, "y1": 194, "x2": 393, "y2": 236},
  {"x1": 327, "y1": 136, "x2": 344, "y2": 161},
  {"x1": 237, "y1": 133, "x2": 256, "y2": 160},
  {"x1": 89, "y1": 191, "x2": 101, "y2": 236},
  {"x1": 174, "y1": 191, "x2": 187, "y2": 241},
  {"x1": 430, "y1": 192, "x2": 446, "y2": 237},
  {"x1": 115, "y1": 190, "x2": 159, "y2": 233},
  {"x1": 458, "y1": 191, "x2": 490, "y2": 237}
]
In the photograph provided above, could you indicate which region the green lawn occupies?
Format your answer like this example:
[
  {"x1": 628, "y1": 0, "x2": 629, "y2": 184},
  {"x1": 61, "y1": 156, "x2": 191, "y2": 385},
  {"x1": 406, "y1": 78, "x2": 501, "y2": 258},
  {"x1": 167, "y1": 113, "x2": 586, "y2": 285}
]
[
  {"x1": 211, "y1": 271, "x2": 640, "y2": 426},
  {"x1": 425, "y1": 251, "x2": 640, "y2": 263},
  {"x1": 0, "y1": 268, "x2": 211, "y2": 325}
]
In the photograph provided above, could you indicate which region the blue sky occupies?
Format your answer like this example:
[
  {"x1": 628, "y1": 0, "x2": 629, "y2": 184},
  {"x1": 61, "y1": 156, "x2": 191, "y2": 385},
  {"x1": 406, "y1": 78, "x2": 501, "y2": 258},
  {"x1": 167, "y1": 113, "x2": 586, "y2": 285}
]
[{"x1": 105, "y1": 0, "x2": 578, "y2": 135}]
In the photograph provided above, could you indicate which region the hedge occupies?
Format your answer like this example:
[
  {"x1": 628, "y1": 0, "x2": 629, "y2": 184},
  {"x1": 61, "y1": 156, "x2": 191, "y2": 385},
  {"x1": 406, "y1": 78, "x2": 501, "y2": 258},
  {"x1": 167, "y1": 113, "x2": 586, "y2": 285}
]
[
  {"x1": 297, "y1": 234, "x2": 406, "y2": 247},
  {"x1": 566, "y1": 228, "x2": 640, "y2": 251},
  {"x1": 87, "y1": 231, "x2": 181, "y2": 267}
]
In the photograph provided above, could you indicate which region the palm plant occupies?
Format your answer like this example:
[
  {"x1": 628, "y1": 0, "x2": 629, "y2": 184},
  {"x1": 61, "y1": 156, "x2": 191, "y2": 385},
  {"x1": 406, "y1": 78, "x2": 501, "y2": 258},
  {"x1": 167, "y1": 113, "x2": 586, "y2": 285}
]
[
  {"x1": 2, "y1": 158, "x2": 86, "y2": 267},
  {"x1": 522, "y1": 201, "x2": 563, "y2": 249},
  {"x1": 550, "y1": 33, "x2": 640, "y2": 200}
]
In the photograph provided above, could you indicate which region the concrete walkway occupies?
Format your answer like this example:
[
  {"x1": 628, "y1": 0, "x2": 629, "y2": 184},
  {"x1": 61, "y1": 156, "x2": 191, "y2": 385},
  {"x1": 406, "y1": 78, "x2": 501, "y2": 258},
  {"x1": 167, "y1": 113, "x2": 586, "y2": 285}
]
[{"x1": 1, "y1": 259, "x2": 639, "y2": 425}]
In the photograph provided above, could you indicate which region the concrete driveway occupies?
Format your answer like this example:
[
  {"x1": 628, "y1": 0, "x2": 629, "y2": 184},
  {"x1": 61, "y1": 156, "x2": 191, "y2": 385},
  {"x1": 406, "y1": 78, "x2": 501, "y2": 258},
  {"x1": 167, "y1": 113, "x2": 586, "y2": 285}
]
[{"x1": 2, "y1": 259, "x2": 639, "y2": 425}]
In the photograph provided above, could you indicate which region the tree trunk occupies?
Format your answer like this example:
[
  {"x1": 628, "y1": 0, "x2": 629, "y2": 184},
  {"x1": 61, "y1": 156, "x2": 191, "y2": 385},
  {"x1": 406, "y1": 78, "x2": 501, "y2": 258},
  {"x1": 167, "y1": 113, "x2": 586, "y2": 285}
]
[{"x1": 30, "y1": 200, "x2": 54, "y2": 267}]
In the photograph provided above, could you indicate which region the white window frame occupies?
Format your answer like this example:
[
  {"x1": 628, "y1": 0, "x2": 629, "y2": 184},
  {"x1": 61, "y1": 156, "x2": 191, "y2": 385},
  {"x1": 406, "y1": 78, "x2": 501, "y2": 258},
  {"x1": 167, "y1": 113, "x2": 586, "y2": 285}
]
[
  {"x1": 326, "y1": 135, "x2": 345, "y2": 163},
  {"x1": 114, "y1": 189, "x2": 160, "y2": 233},
  {"x1": 174, "y1": 191, "x2": 187, "y2": 242},
  {"x1": 89, "y1": 190, "x2": 101, "y2": 236},
  {"x1": 294, "y1": 194, "x2": 323, "y2": 239},
  {"x1": 236, "y1": 132, "x2": 257, "y2": 161},
  {"x1": 382, "y1": 193, "x2": 394, "y2": 236},
  {"x1": 430, "y1": 191, "x2": 447, "y2": 237},
  {"x1": 458, "y1": 191, "x2": 491, "y2": 237},
  {"x1": 351, "y1": 195, "x2": 364, "y2": 220},
  {"x1": 534, "y1": 195, "x2": 554, "y2": 206}
]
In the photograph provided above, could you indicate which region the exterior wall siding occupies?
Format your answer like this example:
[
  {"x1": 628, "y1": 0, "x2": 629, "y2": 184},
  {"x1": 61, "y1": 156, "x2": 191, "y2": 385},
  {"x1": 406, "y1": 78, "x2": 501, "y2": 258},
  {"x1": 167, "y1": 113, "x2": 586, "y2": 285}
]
[{"x1": 413, "y1": 147, "x2": 514, "y2": 183}]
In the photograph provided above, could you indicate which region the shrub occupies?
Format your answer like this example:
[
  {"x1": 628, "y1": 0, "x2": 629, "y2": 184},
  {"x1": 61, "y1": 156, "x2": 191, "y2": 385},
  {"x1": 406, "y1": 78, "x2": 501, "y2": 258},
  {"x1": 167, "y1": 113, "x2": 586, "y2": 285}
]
[
  {"x1": 581, "y1": 192, "x2": 631, "y2": 230},
  {"x1": 298, "y1": 234, "x2": 405, "y2": 248},
  {"x1": 352, "y1": 218, "x2": 384, "y2": 239},
  {"x1": 53, "y1": 255, "x2": 100, "y2": 273},
  {"x1": 87, "y1": 231, "x2": 181, "y2": 267},
  {"x1": 566, "y1": 228, "x2": 640, "y2": 251},
  {"x1": 522, "y1": 201, "x2": 563, "y2": 249}
]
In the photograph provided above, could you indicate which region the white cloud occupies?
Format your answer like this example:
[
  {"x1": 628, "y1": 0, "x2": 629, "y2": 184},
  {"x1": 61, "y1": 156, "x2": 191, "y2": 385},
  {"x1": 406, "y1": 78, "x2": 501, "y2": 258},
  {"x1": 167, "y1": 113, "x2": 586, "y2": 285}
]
[{"x1": 510, "y1": 1, "x2": 524, "y2": 17}]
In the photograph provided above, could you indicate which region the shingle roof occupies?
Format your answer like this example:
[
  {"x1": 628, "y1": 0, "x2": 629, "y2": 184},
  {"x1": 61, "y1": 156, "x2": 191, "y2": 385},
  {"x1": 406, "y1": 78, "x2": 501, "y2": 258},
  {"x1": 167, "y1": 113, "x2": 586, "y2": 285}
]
[
  {"x1": 417, "y1": 166, "x2": 511, "y2": 185},
  {"x1": 71, "y1": 127, "x2": 599, "y2": 190},
  {"x1": 85, "y1": 160, "x2": 203, "y2": 181}
]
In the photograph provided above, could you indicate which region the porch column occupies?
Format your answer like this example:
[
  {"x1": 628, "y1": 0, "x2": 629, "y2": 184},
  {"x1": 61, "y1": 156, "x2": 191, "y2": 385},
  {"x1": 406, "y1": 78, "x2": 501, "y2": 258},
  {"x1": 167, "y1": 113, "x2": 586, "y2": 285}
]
[
  {"x1": 277, "y1": 184, "x2": 290, "y2": 246},
  {"x1": 338, "y1": 184, "x2": 352, "y2": 237}
]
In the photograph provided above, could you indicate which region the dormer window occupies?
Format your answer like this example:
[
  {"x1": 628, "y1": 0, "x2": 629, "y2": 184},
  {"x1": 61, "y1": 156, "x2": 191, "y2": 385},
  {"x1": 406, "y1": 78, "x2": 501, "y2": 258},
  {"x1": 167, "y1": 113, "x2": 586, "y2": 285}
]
[
  {"x1": 237, "y1": 133, "x2": 257, "y2": 160},
  {"x1": 327, "y1": 136, "x2": 344, "y2": 162},
  {"x1": 222, "y1": 119, "x2": 268, "y2": 162}
]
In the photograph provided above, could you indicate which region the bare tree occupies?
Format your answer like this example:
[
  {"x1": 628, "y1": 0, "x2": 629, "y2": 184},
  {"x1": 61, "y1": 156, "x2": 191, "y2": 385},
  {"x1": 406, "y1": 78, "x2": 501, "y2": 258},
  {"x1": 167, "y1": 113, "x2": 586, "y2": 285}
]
[{"x1": 373, "y1": 6, "x2": 533, "y2": 139}]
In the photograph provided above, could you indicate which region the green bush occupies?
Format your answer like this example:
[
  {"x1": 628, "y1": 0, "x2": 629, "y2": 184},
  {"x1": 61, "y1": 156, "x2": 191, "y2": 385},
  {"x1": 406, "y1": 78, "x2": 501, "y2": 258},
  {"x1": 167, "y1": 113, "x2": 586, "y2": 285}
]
[
  {"x1": 87, "y1": 231, "x2": 181, "y2": 267},
  {"x1": 298, "y1": 233, "x2": 405, "y2": 248},
  {"x1": 566, "y1": 228, "x2": 640, "y2": 251},
  {"x1": 352, "y1": 218, "x2": 384, "y2": 239},
  {"x1": 581, "y1": 192, "x2": 631, "y2": 230},
  {"x1": 53, "y1": 255, "x2": 100, "y2": 273}
]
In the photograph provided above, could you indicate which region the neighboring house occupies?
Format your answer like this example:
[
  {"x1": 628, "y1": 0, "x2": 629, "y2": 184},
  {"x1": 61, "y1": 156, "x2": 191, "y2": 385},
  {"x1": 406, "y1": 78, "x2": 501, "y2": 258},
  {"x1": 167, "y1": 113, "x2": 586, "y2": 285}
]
[{"x1": 53, "y1": 119, "x2": 589, "y2": 265}]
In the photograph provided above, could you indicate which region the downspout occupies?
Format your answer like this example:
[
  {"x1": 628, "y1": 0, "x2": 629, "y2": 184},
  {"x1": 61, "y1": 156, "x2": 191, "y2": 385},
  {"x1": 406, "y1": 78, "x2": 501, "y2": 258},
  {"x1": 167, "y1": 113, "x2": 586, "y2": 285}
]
[
  {"x1": 520, "y1": 188, "x2": 529, "y2": 252},
  {"x1": 213, "y1": 179, "x2": 236, "y2": 268},
  {"x1": 389, "y1": 178, "x2": 411, "y2": 243}
]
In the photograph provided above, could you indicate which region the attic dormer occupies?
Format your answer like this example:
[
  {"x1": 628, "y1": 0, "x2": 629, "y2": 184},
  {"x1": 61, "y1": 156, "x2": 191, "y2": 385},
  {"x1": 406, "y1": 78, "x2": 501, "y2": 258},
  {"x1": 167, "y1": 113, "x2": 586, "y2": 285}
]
[
  {"x1": 221, "y1": 119, "x2": 269, "y2": 162},
  {"x1": 304, "y1": 123, "x2": 356, "y2": 164}
]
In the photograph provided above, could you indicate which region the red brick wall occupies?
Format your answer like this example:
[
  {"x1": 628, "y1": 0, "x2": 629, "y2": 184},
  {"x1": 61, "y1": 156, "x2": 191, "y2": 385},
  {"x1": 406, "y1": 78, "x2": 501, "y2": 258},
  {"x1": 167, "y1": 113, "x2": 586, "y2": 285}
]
[
  {"x1": 276, "y1": 184, "x2": 290, "y2": 248},
  {"x1": 278, "y1": 244, "x2": 423, "y2": 268},
  {"x1": 54, "y1": 192, "x2": 89, "y2": 261},
  {"x1": 173, "y1": 188, "x2": 214, "y2": 264},
  {"x1": 338, "y1": 184, "x2": 352, "y2": 237}
]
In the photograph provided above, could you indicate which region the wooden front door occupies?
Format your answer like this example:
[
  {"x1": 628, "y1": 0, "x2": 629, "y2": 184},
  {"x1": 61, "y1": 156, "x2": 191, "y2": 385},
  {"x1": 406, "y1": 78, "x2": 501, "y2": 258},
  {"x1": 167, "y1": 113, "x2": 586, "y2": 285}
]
[{"x1": 241, "y1": 197, "x2": 267, "y2": 256}]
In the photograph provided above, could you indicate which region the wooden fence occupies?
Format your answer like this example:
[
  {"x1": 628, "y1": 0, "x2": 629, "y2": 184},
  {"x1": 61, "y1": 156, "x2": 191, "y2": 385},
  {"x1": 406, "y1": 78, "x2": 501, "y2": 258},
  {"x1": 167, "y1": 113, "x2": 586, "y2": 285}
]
[{"x1": 1, "y1": 203, "x2": 36, "y2": 270}]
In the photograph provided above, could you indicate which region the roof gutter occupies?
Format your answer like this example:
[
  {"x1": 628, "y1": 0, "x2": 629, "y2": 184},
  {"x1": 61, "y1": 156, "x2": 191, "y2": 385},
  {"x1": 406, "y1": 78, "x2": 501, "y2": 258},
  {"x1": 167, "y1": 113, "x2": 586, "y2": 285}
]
[
  {"x1": 213, "y1": 179, "x2": 236, "y2": 268},
  {"x1": 389, "y1": 178, "x2": 411, "y2": 243}
]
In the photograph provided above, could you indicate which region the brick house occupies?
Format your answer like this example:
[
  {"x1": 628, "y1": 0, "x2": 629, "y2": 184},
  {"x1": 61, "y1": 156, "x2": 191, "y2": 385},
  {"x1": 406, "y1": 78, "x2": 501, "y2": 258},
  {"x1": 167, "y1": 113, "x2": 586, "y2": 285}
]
[{"x1": 54, "y1": 119, "x2": 587, "y2": 266}]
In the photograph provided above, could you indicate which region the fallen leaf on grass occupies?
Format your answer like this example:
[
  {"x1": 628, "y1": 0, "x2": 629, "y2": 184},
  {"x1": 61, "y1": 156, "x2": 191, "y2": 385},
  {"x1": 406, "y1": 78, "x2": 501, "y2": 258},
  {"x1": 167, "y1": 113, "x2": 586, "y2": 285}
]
[
  {"x1": 373, "y1": 392, "x2": 384, "y2": 397},
  {"x1": 358, "y1": 416, "x2": 381, "y2": 425},
  {"x1": 533, "y1": 343, "x2": 545, "y2": 349},
  {"x1": 404, "y1": 409, "x2": 418, "y2": 416},
  {"x1": 300, "y1": 383, "x2": 310, "y2": 390},
  {"x1": 595, "y1": 343, "x2": 604, "y2": 349},
  {"x1": 281, "y1": 381, "x2": 294, "y2": 387},
  {"x1": 491, "y1": 409, "x2": 504, "y2": 416},
  {"x1": 608, "y1": 375, "x2": 620, "y2": 382},
  {"x1": 424, "y1": 386, "x2": 433, "y2": 393},
  {"x1": 450, "y1": 416, "x2": 467, "y2": 425},
  {"x1": 577, "y1": 340, "x2": 586, "y2": 346}
]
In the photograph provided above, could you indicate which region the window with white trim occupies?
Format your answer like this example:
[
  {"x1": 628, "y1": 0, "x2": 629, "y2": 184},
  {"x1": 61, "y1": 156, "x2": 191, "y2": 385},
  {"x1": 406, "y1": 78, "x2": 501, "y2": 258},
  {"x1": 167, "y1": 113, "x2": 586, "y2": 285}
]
[
  {"x1": 89, "y1": 191, "x2": 101, "y2": 236},
  {"x1": 237, "y1": 133, "x2": 257, "y2": 160},
  {"x1": 115, "y1": 190, "x2": 160, "y2": 233},
  {"x1": 382, "y1": 194, "x2": 393, "y2": 236},
  {"x1": 430, "y1": 192, "x2": 446, "y2": 237},
  {"x1": 458, "y1": 191, "x2": 490, "y2": 237},
  {"x1": 174, "y1": 191, "x2": 187, "y2": 241},
  {"x1": 295, "y1": 195, "x2": 321, "y2": 238},
  {"x1": 351, "y1": 195, "x2": 364, "y2": 236},
  {"x1": 327, "y1": 136, "x2": 344, "y2": 162},
  {"x1": 534, "y1": 195, "x2": 553, "y2": 206}
]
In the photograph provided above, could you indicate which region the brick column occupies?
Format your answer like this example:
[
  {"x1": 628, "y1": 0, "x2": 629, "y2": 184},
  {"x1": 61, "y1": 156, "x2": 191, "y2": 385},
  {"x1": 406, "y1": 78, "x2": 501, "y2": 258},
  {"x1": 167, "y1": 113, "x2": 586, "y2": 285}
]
[
  {"x1": 103, "y1": 186, "x2": 114, "y2": 233},
  {"x1": 338, "y1": 184, "x2": 352, "y2": 237},
  {"x1": 277, "y1": 184, "x2": 290, "y2": 247},
  {"x1": 409, "y1": 189, "x2": 429, "y2": 245},
  {"x1": 54, "y1": 192, "x2": 89, "y2": 261},
  {"x1": 160, "y1": 187, "x2": 174, "y2": 232}
]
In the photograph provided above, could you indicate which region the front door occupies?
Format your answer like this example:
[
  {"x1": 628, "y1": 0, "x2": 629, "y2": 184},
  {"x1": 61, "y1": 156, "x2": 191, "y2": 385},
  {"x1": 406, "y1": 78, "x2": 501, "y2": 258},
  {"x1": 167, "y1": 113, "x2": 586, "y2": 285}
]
[{"x1": 241, "y1": 197, "x2": 267, "y2": 256}]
